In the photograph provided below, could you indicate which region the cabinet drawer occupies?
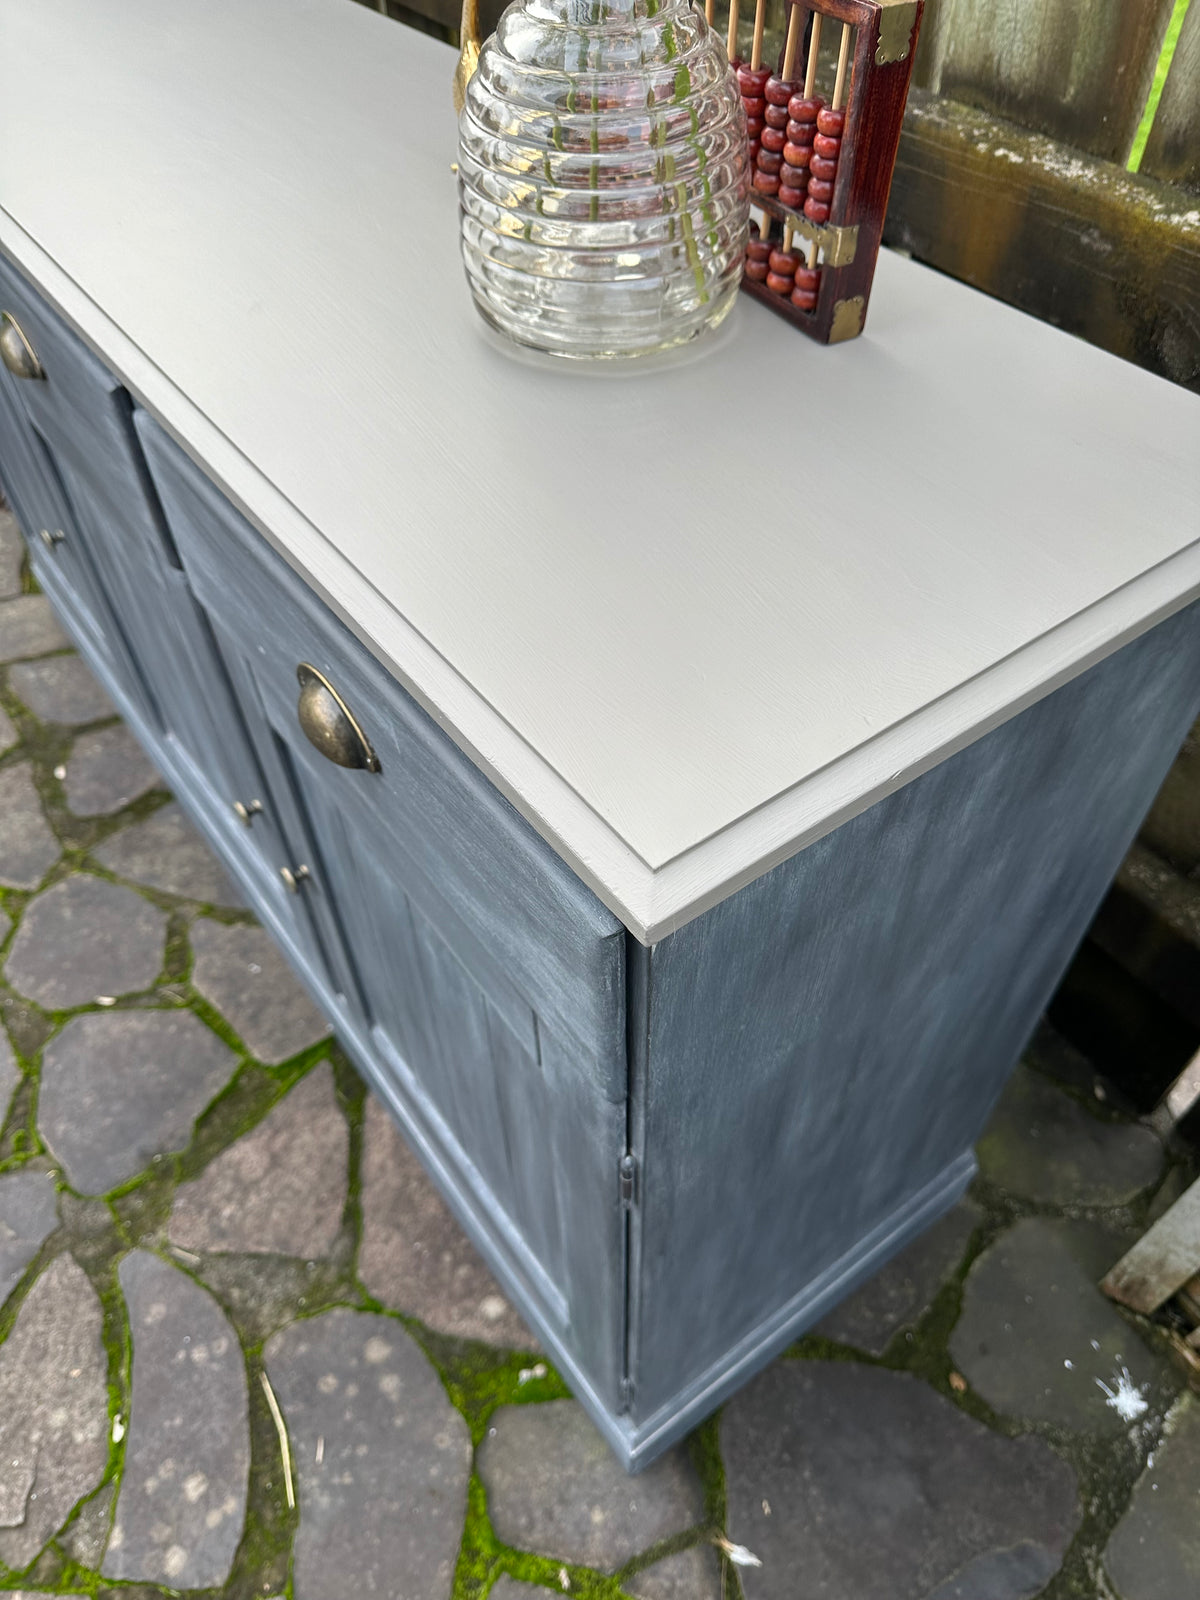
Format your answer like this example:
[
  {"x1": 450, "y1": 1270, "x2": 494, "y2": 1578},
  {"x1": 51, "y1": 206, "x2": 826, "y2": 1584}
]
[{"x1": 133, "y1": 410, "x2": 627, "y2": 1087}]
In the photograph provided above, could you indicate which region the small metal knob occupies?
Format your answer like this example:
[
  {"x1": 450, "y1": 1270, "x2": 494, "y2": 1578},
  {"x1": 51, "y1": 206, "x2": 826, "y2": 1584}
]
[
  {"x1": 233, "y1": 798, "x2": 263, "y2": 826},
  {"x1": 38, "y1": 528, "x2": 65, "y2": 551},
  {"x1": 295, "y1": 663, "x2": 380, "y2": 772},
  {"x1": 0, "y1": 313, "x2": 45, "y2": 380},
  {"x1": 280, "y1": 864, "x2": 310, "y2": 894}
]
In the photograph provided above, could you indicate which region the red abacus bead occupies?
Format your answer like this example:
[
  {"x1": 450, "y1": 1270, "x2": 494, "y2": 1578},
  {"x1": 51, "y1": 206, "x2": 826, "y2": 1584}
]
[
  {"x1": 764, "y1": 103, "x2": 789, "y2": 129},
  {"x1": 764, "y1": 77, "x2": 797, "y2": 106},
  {"x1": 790, "y1": 287, "x2": 819, "y2": 311},
  {"x1": 752, "y1": 171, "x2": 781, "y2": 195},
  {"x1": 803, "y1": 198, "x2": 830, "y2": 222},
  {"x1": 737, "y1": 65, "x2": 771, "y2": 95},
  {"x1": 782, "y1": 142, "x2": 812, "y2": 168},
  {"x1": 768, "y1": 248, "x2": 799, "y2": 275},
  {"x1": 760, "y1": 127, "x2": 786, "y2": 153},
  {"x1": 807, "y1": 177, "x2": 834, "y2": 202},
  {"x1": 745, "y1": 259, "x2": 770, "y2": 282},
  {"x1": 749, "y1": 140, "x2": 761, "y2": 164},
  {"x1": 780, "y1": 165, "x2": 809, "y2": 192},
  {"x1": 787, "y1": 94, "x2": 822, "y2": 123},
  {"x1": 816, "y1": 106, "x2": 846, "y2": 137},
  {"x1": 813, "y1": 132, "x2": 841, "y2": 158},
  {"x1": 778, "y1": 184, "x2": 806, "y2": 208},
  {"x1": 746, "y1": 239, "x2": 771, "y2": 263},
  {"x1": 810, "y1": 154, "x2": 838, "y2": 181},
  {"x1": 746, "y1": 116, "x2": 765, "y2": 137},
  {"x1": 794, "y1": 266, "x2": 821, "y2": 291},
  {"x1": 743, "y1": 95, "x2": 766, "y2": 117},
  {"x1": 756, "y1": 148, "x2": 783, "y2": 174},
  {"x1": 766, "y1": 271, "x2": 794, "y2": 295}
]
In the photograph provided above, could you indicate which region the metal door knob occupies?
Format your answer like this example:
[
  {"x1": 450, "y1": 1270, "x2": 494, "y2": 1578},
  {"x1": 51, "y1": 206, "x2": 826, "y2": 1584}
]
[
  {"x1": 295, "y1": 663, "x2": 380, "y2": 772},
  {"x1": 233, "y1": 798, "x2": 263, "y2": 826},
  {"x1": 38, "y1": 527, "x2": 65, "y2": 551},
  {"x1": 280, "y1": 864, "x2": 310, "y2": 894},
  {"x1": 0, "y1": 313, "x2": 45, "y2": 380}
]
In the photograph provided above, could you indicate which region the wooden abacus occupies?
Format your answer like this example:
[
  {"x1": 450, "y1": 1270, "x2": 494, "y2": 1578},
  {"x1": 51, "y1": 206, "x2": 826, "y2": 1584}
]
[{"x1": 729, "y1": 0, "x2": 924, "y2": 343}]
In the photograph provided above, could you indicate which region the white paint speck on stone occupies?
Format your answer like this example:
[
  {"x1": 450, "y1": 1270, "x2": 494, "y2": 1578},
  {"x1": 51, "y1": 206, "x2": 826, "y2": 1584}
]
[{"x1": 1096, "y1": 1367, "x2": 1149, "y2": 1422}]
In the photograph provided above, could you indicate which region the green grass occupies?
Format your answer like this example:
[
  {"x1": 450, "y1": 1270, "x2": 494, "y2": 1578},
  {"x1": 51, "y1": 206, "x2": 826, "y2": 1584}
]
[{"x1": 1128, "y1": 0, "x2": 1192, "y2": 173}]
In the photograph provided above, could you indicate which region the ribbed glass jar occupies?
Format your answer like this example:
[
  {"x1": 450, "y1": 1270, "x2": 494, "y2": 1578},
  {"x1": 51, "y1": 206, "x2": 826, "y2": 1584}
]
[{"x1": 458, "y1": 0, "x2": 749, "y2": 360}]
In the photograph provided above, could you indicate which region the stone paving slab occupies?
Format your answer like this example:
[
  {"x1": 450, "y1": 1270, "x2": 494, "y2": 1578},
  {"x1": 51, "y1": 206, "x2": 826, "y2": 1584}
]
[
  {"x1": 5, "y1": 875, "x2": 166, "y2": 1010},
  {"x1": 359, "y1": 1094, "x2": 534, "y2": 1349},
  {"x1": 0, "y1": 1253, "x2": 109, "y2": 1571},
  {"x1": 0, "y1": 1023, "x2": 18, "y2": 1125},
  {"x1": 168, "y1": 1063, "x2": 348, "y2": 1258},
  {"x1": 0, "y1": 506, "x2": 23, "y2": 599},
  {"x1": 95, "y1": 803, "x2": 246, "y2": 907},
  {"x1": 0, "y1": 703, "x2": 16, "y2": 755},
  {"x1": 64, "y1": 725, "x2": 161, "y2": 816},
  {"x1": 0, "y1": 762, "x2": 61, "y2": 889},
  {"x1": 624, "y1": 1544, "x2": 723, "y2": 1599},
  {"x1": 190, "y1": 918, "x2": 329, "y2": 1063},
  {"x1": 61, "y1": 1482, "x2": 116, "y2": 1570},
  {"x1": 105, "y1": 1251, "x2": 249, "y2": 1589},
  {"x1": 817, "y1": 1199, "x2": 980, "y2": 1356},
  {"x1": 265, "y1": 1308, "x2": 471, "y2": 1600},
  {"x1": 8, "y1": 652, "x2": 115, "y2": 725},
  {"x1": 478, "y1": 1400, "x2": 705, "y2": 1574},
  {"x1": 1103, "y1": 1392, "x2": 1200, "y2": 1600},
  {"x1": 40, "y1": 1010, "x2": 237, "y2": 1194},
  {"x1": 722, "y1": 1361, "x2": 1080, "y2": 1600},
  {"x1": 0, "y1": 596, "x2": 70, "y2": 663},
  {"x1": 950, "y1": 1217, "x2": 1174, "y2": 1435},
  {"x1": 0, "y1": 1167, "x2": 60, "y2": 1304},
  {"x1": 977, "y1": 1063, "x2": 1165, "y2": 1206}
]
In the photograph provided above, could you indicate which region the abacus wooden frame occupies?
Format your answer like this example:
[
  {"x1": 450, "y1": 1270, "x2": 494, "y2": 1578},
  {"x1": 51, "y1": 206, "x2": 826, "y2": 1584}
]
[{"x1": 740, "y1": 0, "x2": 924, "y2": 342}]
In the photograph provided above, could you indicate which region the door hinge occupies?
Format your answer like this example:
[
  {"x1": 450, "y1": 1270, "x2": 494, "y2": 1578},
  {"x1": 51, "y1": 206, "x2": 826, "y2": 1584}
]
[{"x1": 619, "y1": 1153, "x2": 637, "y2": 1208}]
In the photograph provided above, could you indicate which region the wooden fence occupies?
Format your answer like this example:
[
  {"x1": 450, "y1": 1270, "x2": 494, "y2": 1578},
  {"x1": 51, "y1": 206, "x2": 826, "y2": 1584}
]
[{"x1": 366, "y1": 0, "x2": 1200, "y2": 388}]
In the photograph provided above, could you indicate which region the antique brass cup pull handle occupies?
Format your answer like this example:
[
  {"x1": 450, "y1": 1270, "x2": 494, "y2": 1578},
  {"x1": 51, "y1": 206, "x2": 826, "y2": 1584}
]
[
  {"x1": 0, "y1": 313, "x2": 45, "y2": 380},
  {"x1": 295, "y1": 663, "x2": 380, "y2": 772}
]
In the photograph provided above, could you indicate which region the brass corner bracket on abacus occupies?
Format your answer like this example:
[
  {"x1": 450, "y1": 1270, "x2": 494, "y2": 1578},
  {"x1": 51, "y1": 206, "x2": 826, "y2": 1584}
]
[
  {"x1": 876, "y1": 1, "x2": 919, "y2": 65},
  {"x1": 730, "y1": 0, "x2": 925, "y2": 344}
]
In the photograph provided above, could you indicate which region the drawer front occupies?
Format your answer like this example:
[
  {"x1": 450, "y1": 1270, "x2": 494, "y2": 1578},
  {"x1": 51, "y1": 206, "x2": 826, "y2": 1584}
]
[{"x1": 136, "y1": 412, "x2": 629, "y2": 1394}]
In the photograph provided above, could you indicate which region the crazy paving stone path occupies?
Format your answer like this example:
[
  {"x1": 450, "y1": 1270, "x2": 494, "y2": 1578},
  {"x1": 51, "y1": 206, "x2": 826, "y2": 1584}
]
[{"x1": 0, "y1": 503, "x2": 1197, "y2": 1598}]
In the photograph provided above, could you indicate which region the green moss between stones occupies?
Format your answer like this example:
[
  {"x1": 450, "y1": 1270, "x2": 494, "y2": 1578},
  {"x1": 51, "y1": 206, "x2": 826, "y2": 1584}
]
[{"x1": 451, "y1": 1470, "x2": 631, "y2": 1600}]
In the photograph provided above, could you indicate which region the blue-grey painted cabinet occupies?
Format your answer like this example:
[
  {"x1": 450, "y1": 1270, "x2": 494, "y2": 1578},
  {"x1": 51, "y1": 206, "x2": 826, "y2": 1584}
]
[
  {"x1": 133, "y1": 414, "x2": 632, "y2": 1420},
  {"x1": 3, "y1": 250, "x2": 1199, "y2": 1471}
]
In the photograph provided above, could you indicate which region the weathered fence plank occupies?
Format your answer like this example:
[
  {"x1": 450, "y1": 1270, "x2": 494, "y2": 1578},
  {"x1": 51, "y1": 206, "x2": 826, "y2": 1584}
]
[
  {"x1": 912, "y1": 0, "x2": 1174, "y2": 167},
  {"x1": 884, "y1": 91, "x2": 1200, "y2": 390},
  {"x1": 1140, "y1": 0, "x2": 1200, "y2": 193}
]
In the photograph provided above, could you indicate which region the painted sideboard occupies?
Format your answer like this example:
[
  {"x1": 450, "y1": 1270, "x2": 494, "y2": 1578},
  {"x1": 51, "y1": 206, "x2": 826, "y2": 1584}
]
[{"x1": 2, "y1": 0, "x2": 1199, "y2": 1469}]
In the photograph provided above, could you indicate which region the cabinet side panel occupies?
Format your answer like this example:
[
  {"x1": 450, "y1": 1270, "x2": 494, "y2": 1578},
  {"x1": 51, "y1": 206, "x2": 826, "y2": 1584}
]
[{"x1": 631, "y1": 599, "x2": 1200, "y2": 1426}]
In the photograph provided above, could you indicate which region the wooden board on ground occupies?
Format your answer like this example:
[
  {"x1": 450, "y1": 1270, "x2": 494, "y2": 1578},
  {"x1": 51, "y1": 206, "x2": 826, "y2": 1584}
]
[{"x1": 1101, "y1": 1176, "x2": 1200, "y2": 1313}]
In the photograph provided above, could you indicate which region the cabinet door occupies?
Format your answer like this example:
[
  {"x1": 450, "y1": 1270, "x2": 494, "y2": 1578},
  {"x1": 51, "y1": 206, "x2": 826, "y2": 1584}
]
[
  {"x1": 136, "y1": 411, "x2": 630, "y2": 1406},
  {"x1": 0, "y1": 337, "x2": 150, "y2": 701},
  {"x1": 0, "y1": 256, "x2": 281, "y2": 882}
]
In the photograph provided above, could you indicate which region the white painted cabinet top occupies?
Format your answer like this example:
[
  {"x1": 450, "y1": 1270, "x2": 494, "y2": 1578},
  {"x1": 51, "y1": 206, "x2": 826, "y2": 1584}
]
[{"x1": 2, "y1": 0, "x2": 1198, "y2": 940}]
